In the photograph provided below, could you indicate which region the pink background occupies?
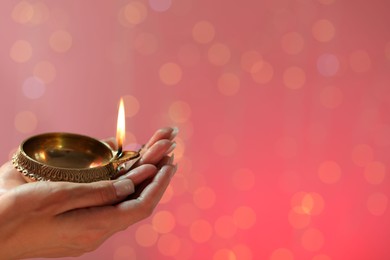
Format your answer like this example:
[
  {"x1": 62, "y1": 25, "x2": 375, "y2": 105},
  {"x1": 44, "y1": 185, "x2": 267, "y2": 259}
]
[{"x1": 1, "y1": 0, "x2": 390, "y2": 259}]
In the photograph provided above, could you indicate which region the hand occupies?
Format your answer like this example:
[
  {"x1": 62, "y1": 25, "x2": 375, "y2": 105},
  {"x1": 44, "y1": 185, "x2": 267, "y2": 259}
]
[{"x1": 0, "y1": 127, "x2": 178, "y2": 259}]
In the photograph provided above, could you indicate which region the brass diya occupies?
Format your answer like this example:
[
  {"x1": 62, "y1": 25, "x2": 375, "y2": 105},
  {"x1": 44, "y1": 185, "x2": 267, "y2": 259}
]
[{"x1": 12, "y1": 132, "x2": 140, "y2": 183}]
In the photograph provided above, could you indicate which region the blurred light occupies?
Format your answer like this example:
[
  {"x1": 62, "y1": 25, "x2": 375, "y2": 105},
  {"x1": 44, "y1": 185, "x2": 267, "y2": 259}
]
[
  {"x1": 192, "y1": 20, "x2": 215, "y2": 44},
  {"x1": 213, "y1": 249, "x2": 236, "y2": 260},
  {"x1": 177, "y1": 44, "x2": 201, "y2": 66},
  {"x1": 29, "y1": 2, "x2": 50, "y2": 25},
  {"x1": 123, "y1": 1, "x2": 148, "y2": 25},
  {"x1": 233, "y1": 206, "x2": 256, "y2": 229},
  {"x1": 241, "y1": 50, "x2": 263, "y2": 72},
  {"x1": 364, "y1": 161, "x2": 386, "y2": 185},
  {"x1": 291, "y1": 192, "x2": 324, "y2": 216},
  {"x1": 232, "y1": 244, "x2": 253, "y2": 260},
  {"x1": 367, "y1": 192, "x2": 388, "y2": 216},
  {"x1": 10, "y1": 40, "x2": 32, "y2": 63},
  {"x1": 49, "y1": 30, "x2": 72, "y2": 53},
  {"x1": 113, "y1": 245, "x2": 137, "y2": 260},
  {"x1": 168, "y1": 101, "x2": 191, "y2": 122},
  {"x1": 317, "y1": 54, "x2": 340, "y2": 77},
  {"x1": 349, "y1": 50, "x2": 371, "y2": 73},
  {"x1": 208, "y1": 43, "x2": 231, "y2": 66},
  {"x1": 213, "y1": 133, "x2": 237, "y2": 156},
  {"x1": 231, "y1": 168, "x2": 255, "y2": 191},
  {"x1": 193, "y1": 186, "x2": 216, "y2": 209},
  {"x1": 283, "y1": 66, "x2": 306, "y2": 89},
  {"x1": 301, "y1": 228, "x2": 324, "y2": 252},
  {"x1": 269, "y1": 248, "x2": 294, "y2": 260},
  {"x1": 122, "y1": 95, "x2": 140, "y2": 118},
  {"x1": 14, "y1": 111, "x2": 38, "y2": 133},
  {"x1": 134, "y1": 32, "x2": 158, "y2": 55},
  {"x1": 157, "y1": 233, "x2": 181, "y2": 256},
  {"x1": 218, "y1": 73, "x2": 240, "y2": 96},
  {"x1": 318, "y1": 160, "x2": 341, "y2": 184},
  {"x1": 159, "y1": 62, "x2": 183, "y2": 86},
  {"x1": 22, "y1": 77, "x2": 45, "y2": 99},
  {"x1": 135, "y1": 223, "x2": 159, "y2": 247},
  {"x1": 34, "y1": 61, "x2": 57, "y2": 84},
  {"x1": 312, "y1": 19, "x2": 335, "y2": 42},
  {"x1": 288, "y1": 208, "x2": 311, "y2": 229},
  {"x1": 189, "y1": 219, "x2": 213, "y2": 243},
  {"x1": 11, "y1": 1, "x2": 34, "y2": 24},
  {"x1": 152, "y1": 210, "x2": 176, "y2": 234},
  {"x1": 320, "y1": 85, "x2": 343, "y2": 108},
  {"x1": 281, "y1": 32, "x2": 305, "y2": 55},
  {"x1": 274, "y1": 136, "x2": 298, "y2": 159},
  {"x1": 251, "y1": 61, "x2": 274, "y2": 84},
  {"x1": 214, "y1": 215, "x2": 237, "y2": 239},
  {"x1": 148, "y1": 0, "x2": 172, "y2": 12},
  {"x1": 351, "y1": 144, "x2": 374, "y2": 167}
]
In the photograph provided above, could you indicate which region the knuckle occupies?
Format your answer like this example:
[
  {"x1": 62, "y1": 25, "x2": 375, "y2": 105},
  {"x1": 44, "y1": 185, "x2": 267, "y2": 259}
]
[{"x1": 95, "y1": 182, "x2": 117, "y2": 203}]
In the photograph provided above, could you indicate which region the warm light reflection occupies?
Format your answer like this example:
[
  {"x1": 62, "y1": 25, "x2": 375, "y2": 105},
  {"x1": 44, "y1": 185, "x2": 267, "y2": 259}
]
[{"x1": 116, "y1": 98, "x2": 126, "y2": 155}]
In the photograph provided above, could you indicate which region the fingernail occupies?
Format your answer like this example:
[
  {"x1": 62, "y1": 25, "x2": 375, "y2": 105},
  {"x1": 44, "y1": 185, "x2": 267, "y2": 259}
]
[
  {"x1": 168, "y1": 154, "x2": 175, "y2": 164},
  {"x1": 169, "y1": 127, "x2": 179, "y2": 140},
  {"x1": 113, "y1": 179, "x2": 134, "y2": 197},
  {"x1": 166, "y1": 142, "x2": 176, "y2": 154}
]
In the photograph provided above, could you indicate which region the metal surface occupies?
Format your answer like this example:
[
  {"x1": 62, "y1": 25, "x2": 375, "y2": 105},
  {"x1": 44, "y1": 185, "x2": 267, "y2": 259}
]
[{"x1": 12, "y1": 133, "x2": 140, "y2": 183}]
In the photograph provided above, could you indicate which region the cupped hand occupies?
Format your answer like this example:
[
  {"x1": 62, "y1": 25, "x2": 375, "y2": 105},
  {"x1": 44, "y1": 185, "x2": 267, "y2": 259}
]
[{"x1": 0, "y1": 127, "x2": 178, "y2": 259}]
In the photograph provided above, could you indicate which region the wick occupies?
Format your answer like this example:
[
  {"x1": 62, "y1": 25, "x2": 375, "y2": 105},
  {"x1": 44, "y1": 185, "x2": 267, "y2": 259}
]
[{"x1": 117, "y1": 146, "x2": 123, "y2": 158}]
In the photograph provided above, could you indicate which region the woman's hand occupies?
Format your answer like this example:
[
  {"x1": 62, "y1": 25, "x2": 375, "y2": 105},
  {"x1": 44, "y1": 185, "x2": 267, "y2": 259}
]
[{"x1": 0, "y1": 127, "x2": 178, "y2": 259}]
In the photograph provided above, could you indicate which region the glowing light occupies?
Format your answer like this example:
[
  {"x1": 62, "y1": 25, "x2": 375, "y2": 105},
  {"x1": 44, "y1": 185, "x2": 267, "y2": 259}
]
[
  {"x1": 213, "y1": 249, "x2": 236, "y2": 260},
  {"x1": 123, "y1": 1, "x2": 148, "y2": 25},
  {"x1": 233, "y1": 206, "x2": 256, "y2": 229},
  {"x1": 208, "y1": 43, "x2": 231, "y2": 66},
  {"x1": 22, "y1": 77, "x2": 45, "y2": 99},
  {"x1": 135, "y1": 224, "x2": 158, "y2": 247},
  {"x1": 364, "y1": 161, "x2": 386, "y2": 185},
  {"x1": 148, "y1": 0, "x2": 172, "y2": 12},
  {"x1": 49, "y1": 30, "x2": 72, "y2": 53},
  {"x1": 134, "y1": 32, "x2": 158, "y2": 55},
  {"x1": 10, "y1": 40, "x2": 32, "y2": 63},
  {"x1": 318, "y1": 160, "x2": 341, "y2": 184},
  {"x1": 189, "y1": 219, "x2": 213, "y2": 243},
  {"x1": 288, "y1": 208, "x2": 311, "y2": 229},
  {"x1": 251, "y1": 61, "x2": 274, "y2": 84},
  {"x1": 301, "y1": 228, "x2": 324, "y2": 252},
  {"x1": 178, "y1": 44, "x2": 201, "y2": 66},
  {"x1": 192, "y1": 21, "x2": 215, "y2": 44},
  {"x1": 232, "y1": 244, "x2": 253, "y2": 260},
  {"x1": 320, "y1": 85, "x2": 343, "y2": 108},
  {"x1": 122, "y1": 95, "x2": 140, "y2": 118},
  {"x1": 291, "y1": 192, "x2": 325, "y2": 216},
  {"x1": 33, "y1": 61, "x2": 57, "y2": 84},
  {"x1": 193, "y1": 186, "x2": 216, "y2": 209},
  {"x1": 159, "y1": 62, "x2": 183, "y2": 86},
  {"x1": 152, "y1": 210, "x2": 176, "y2": 234},
  {"x1": 351, "y1": 144, "x2": 374, "y2": 167},
  {"x1": 213, "y1": 134, "x2": 237, "y2": 156},
  {"x1": 231, "y1": 168, "x2": 255, "y2": 191},
  {"x1": 12, "y1": 1, "x2": 34, "y2": 24},
  {"x1": 349, "y1": 50, "x2": 371, "y2": 73},
  {"x1": 283, "y1": 66, "x2": 306, "y2": 89},
  {"x1": 367, "y1": 192, "x2": 388, "y2": 216},
  {"x1": 317, "y1": 54, "x2": 340, "y2": 77},
  {"x1": 312, "y1": 19, "x2": 335, "y2": 42},
  {"x1": 168, "y1": 101, "x2": 191, "y2": 122},
  {"x1": 14, "y1": 111, "x2": 38, "y2": 133},
  {"x1": 29, "y1": 2, "x2": 50, "y2": 25},
  {"x1": 214, "y1": 215, "x2": 237, "y2": 239},
  {"x1": 157, "y1": 233, "x2": 181, "y2": 256},
  {"x1": 281, "y1": 32, "x2": 305, "y2": 55},
  {"x1": 270, "y1": 248, "x2": 294, "y2": 260},
  {"x1": 274, "y1": 136, "x2": 298, "y2": 159},
  {"x1": 218, "y1": 73, "x2": 240, "y2": 96},
  {"x1": 241, "y1": 50, "x2": 263, "y2": 72},
  {"x1": 116, "y1": 98, "x2": 126, "y2": 155}
]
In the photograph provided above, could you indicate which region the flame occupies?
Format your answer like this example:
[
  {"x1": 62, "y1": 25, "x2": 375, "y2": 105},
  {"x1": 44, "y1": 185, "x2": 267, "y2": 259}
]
[{"x1": 116, "y1": 98, "x2": 125, "y2": 155}]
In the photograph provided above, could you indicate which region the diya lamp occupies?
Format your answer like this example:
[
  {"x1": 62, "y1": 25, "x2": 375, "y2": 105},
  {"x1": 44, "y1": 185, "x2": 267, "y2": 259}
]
[{"x1": 12, "y1": 98, "x2": 140, "y2": 183}]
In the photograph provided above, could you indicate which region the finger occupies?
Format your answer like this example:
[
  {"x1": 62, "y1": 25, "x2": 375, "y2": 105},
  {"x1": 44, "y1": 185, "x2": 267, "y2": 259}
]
[
  {"x1": 135, "y1": 139, "x2": 175, "y2": 167},
  {"x1": 116, "y1": 164, "x2": 177, "y2": 225},
  {"x1": 156, "y1": 154, "x2": 174, "y2": 169},
  {"x1": 0, "y1": 161, "x2": 28, "y2": 192},
  {"x1": 117, "y1": 164, "x2": 157, "y2": 185},
  {"x1": 144, "y1": 127, "x2": 178, "y2": 149}
]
